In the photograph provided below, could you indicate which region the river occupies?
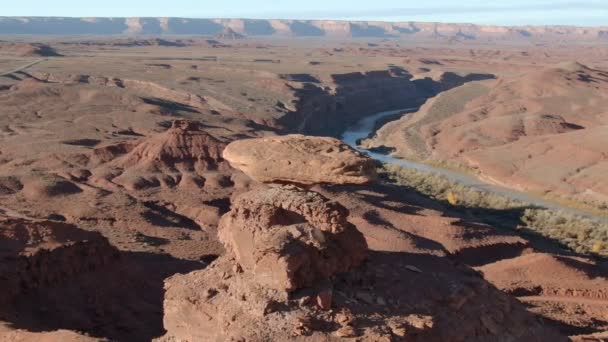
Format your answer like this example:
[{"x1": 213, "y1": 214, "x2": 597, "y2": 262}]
[{"x1": 342, "y1": 108, "x2": 607, "y2": 223}]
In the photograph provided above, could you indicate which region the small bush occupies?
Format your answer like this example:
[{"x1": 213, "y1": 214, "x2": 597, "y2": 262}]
[{"x1": 379, "y1": 163, "x2": 608, "y2": 257}]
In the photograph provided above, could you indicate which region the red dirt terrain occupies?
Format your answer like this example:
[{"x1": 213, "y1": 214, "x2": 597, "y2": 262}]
[
  {"x1": 0, "y1": 34, "x2": 606, "y2": 341},
  {"x1": 367, "y1": 62, "x2": 608, "y2": 209}
]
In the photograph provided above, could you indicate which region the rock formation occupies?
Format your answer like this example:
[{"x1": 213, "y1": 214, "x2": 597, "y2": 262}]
[
  {"x1": 223, "y1": 134, "x2": 377, "y2": 186},
  {"x1": 214, "y1": 27, "x2": 246, "y2": 40},
  {"x1": 163, "y1": 135, "x2": 370, "y2": 340},
  {"x1": 0, "y1": 216, "x2": 122, "y2": 340},
  {"x1": 161, "y1": 135, "x2": 562, "y2": 341},
  {"x1": 114, "y1": 119, "x2": 226, "y2": 173},
  {"x1": 2, "y1": 18, "x2": 608, "y2": 43},
  {"x1": 218, "y1": 187, "x2": 368, "y2": 292},
  {"x1": 0, "y1": 217, "x2": 120, "y2": 306},
  {"x1": 91, "y1": 120, "x2": 230, "y2": 191}
]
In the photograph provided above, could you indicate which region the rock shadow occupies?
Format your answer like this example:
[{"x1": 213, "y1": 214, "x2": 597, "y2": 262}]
[{"x1": 0, "y1": 250, "x2": 210, "y2": 341}]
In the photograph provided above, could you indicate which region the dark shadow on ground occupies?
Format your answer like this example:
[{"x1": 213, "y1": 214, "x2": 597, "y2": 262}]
[
  {"x1": 291, "y1": 251, "x2": 566, "y2": 340},
  {"x1": 0, "y1": 251, "x2": 212, "y2": 341},
  {"x1": 142, "y1": 201, "x2": 202, "y2": 230},
  {"x1": 321, "y1": 180, "x2": 606, "y2": 337},
  {"x1": 142, "y1": 97, "x2": 200, "y2": 114}
]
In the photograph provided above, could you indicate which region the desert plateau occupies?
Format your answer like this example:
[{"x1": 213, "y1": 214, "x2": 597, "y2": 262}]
[{"x1": 0, "y1": 15, "x2": 608, "y2": 342}]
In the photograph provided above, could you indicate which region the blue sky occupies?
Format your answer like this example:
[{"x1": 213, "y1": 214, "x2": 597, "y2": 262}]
[{"x1": 4, "y1": 0, "x2": 608, "y2": 26}]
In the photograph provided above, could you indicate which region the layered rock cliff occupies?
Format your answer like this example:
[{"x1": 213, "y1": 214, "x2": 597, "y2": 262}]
[{"x1": 1, "y1": 17, "x2": 608, "y2": 42}]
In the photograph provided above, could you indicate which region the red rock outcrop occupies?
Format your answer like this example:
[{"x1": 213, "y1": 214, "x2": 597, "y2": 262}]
[
  {"x1": 218, "y1": 187, "x2": 368, "y2": 292},
  {"x1": 223, "y1": 135, "x2": 376, "y2": 186},
  {"x1": 0, "y1": 324, "x2": 101, "y2": 342},
  {"x1": 163, "y1": 183, "x2": 373, "y2": 340},
  {"x1": 0, "y1": 42, "x2": 62, "y2": 57},
  {"x1": 0, "y1": 217, "x2": 120, "y2": 306},
  {"x1": 92, "y1": 120, "x2": 230, "y2": 191},
  {"x1": 162, "y1": 133, "x2": 564, "y2": 341},
  {"x1": 115, "y1": 120, "x2": 226, "y2": 173},
  {"x1": 478, "y1": 253, "x2": 608, "y2": 298}
]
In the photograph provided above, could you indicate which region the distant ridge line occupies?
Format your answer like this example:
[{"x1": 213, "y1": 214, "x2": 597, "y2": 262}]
[{"x1": 0, "y1": 17, "x2": 607, "y2": 41}]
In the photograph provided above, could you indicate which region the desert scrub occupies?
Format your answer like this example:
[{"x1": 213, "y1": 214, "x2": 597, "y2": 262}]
[
  {"x1": 379, "y1": 163, "x2": 523, "y2": 210},
  {"x1": 379, "y1": 163, "x2": 608, "y2": 257}
]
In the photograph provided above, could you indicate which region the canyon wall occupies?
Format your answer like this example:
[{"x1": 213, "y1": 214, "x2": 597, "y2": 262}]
[{"x1": 279, "y1": 69, "x2": 494, "y2": 136}]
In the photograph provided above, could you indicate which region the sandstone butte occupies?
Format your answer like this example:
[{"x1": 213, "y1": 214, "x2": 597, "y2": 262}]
[{"x1": 222, "y1": 134, "x2": 377, "y2": 186}]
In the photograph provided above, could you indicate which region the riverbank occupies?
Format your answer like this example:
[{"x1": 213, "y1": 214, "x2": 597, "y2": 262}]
[{"x1": 342, "y1": 108, "x2": 608, "y2": 257}]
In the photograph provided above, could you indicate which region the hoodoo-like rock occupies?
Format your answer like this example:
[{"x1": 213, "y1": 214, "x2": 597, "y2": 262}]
[
  {"x1": 162, "y1": 133, "x2": 376, "y2": 340},
  {"x1": 223, "y1": 134, "x2": 376, "y2": 185},
  {"x1": 116, "y1": 119, "x2": 227, "y2": 173},
  {"x1": 92, "y1": 120, "x2": 231, "y2": 191},
  {"x1": 161, "y1": 128, "x2": 567, "y2": 340},
  {"x1": 218, "y1": 187, "x2": 368, "y2": 292}
]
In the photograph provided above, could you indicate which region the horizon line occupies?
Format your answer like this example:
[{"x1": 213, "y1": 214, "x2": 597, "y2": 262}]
[{"x1": 1, "y1": 16, "x2": 607, "y2": 29}]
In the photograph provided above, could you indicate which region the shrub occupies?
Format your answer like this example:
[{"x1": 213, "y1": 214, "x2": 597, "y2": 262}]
[{"x1": 379, "y1": 163, "x2": 608, "y2": 257}]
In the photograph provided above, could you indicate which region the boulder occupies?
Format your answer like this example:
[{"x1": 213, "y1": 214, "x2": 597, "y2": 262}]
[
  {"x1": 223, "y1": 134, "x2": 376, "y2": 186},
  {"x1": 218, "y1": 186, "x2": 368, "y2": 292}
]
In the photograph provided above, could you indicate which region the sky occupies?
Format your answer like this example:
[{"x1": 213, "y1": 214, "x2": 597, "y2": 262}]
[{"x1": 3, "y1": 0, "x2": 608, "y2": 26}]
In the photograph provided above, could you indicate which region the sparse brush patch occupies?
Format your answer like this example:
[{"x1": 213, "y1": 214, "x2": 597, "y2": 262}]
[{"x1": 379, "y1": 163, "x2": 608, "y2": 257}]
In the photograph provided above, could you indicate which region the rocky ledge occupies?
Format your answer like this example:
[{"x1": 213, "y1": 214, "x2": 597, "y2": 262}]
[{"x1": 222, "y1": 134, "x2": 376, "y2": 186}]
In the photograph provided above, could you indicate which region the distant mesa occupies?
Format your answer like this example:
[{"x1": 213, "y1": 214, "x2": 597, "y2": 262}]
[
  {"x1": 1, "y1": 17, "x2": 608, "y2": 42},
  {"x1": 114, "y1": 38, "x2": 188, "y2": 47},
  {"x1": 214, "y1": 27, "x2": 246, "y2": 40}
]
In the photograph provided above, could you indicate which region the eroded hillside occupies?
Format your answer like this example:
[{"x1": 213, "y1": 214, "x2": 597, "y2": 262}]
[
  {"x1": 0, "y1": 38, "x2": 607, "y2": 341},
  {"x1": 366, "y1": 62, "x2": 608, "y2": 209}
]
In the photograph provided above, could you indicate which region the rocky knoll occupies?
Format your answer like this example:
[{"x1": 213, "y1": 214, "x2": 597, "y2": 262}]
[
  {"x1": 0, "y1": 216, "x2": 122, "y2": 340},
  {"x1": 163, "y1": 136, "x2": 370, "y2": 340},
  {"x1": 0, "y1": 42, "x2": 62, "y2": 57},
  {"x1": 161, "y1": 135, "x2": 562, "y2": 341},
  {"x1": 0, "y1": 215, "x2": 191, "y2": 341},
  {"x1": 114, "y1": 120, "x2": 226, "y2": 173},
  {"x1": 223, "y1": 134, "x2": 376, "y2": 186},
  {"x1": 92, "y1": 120, "x2": 230, "y2": 191}
]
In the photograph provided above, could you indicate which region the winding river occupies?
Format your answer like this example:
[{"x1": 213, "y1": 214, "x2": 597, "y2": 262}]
[{"x1": 342, "y1": 108, "x2": 607, "y2": 223}]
